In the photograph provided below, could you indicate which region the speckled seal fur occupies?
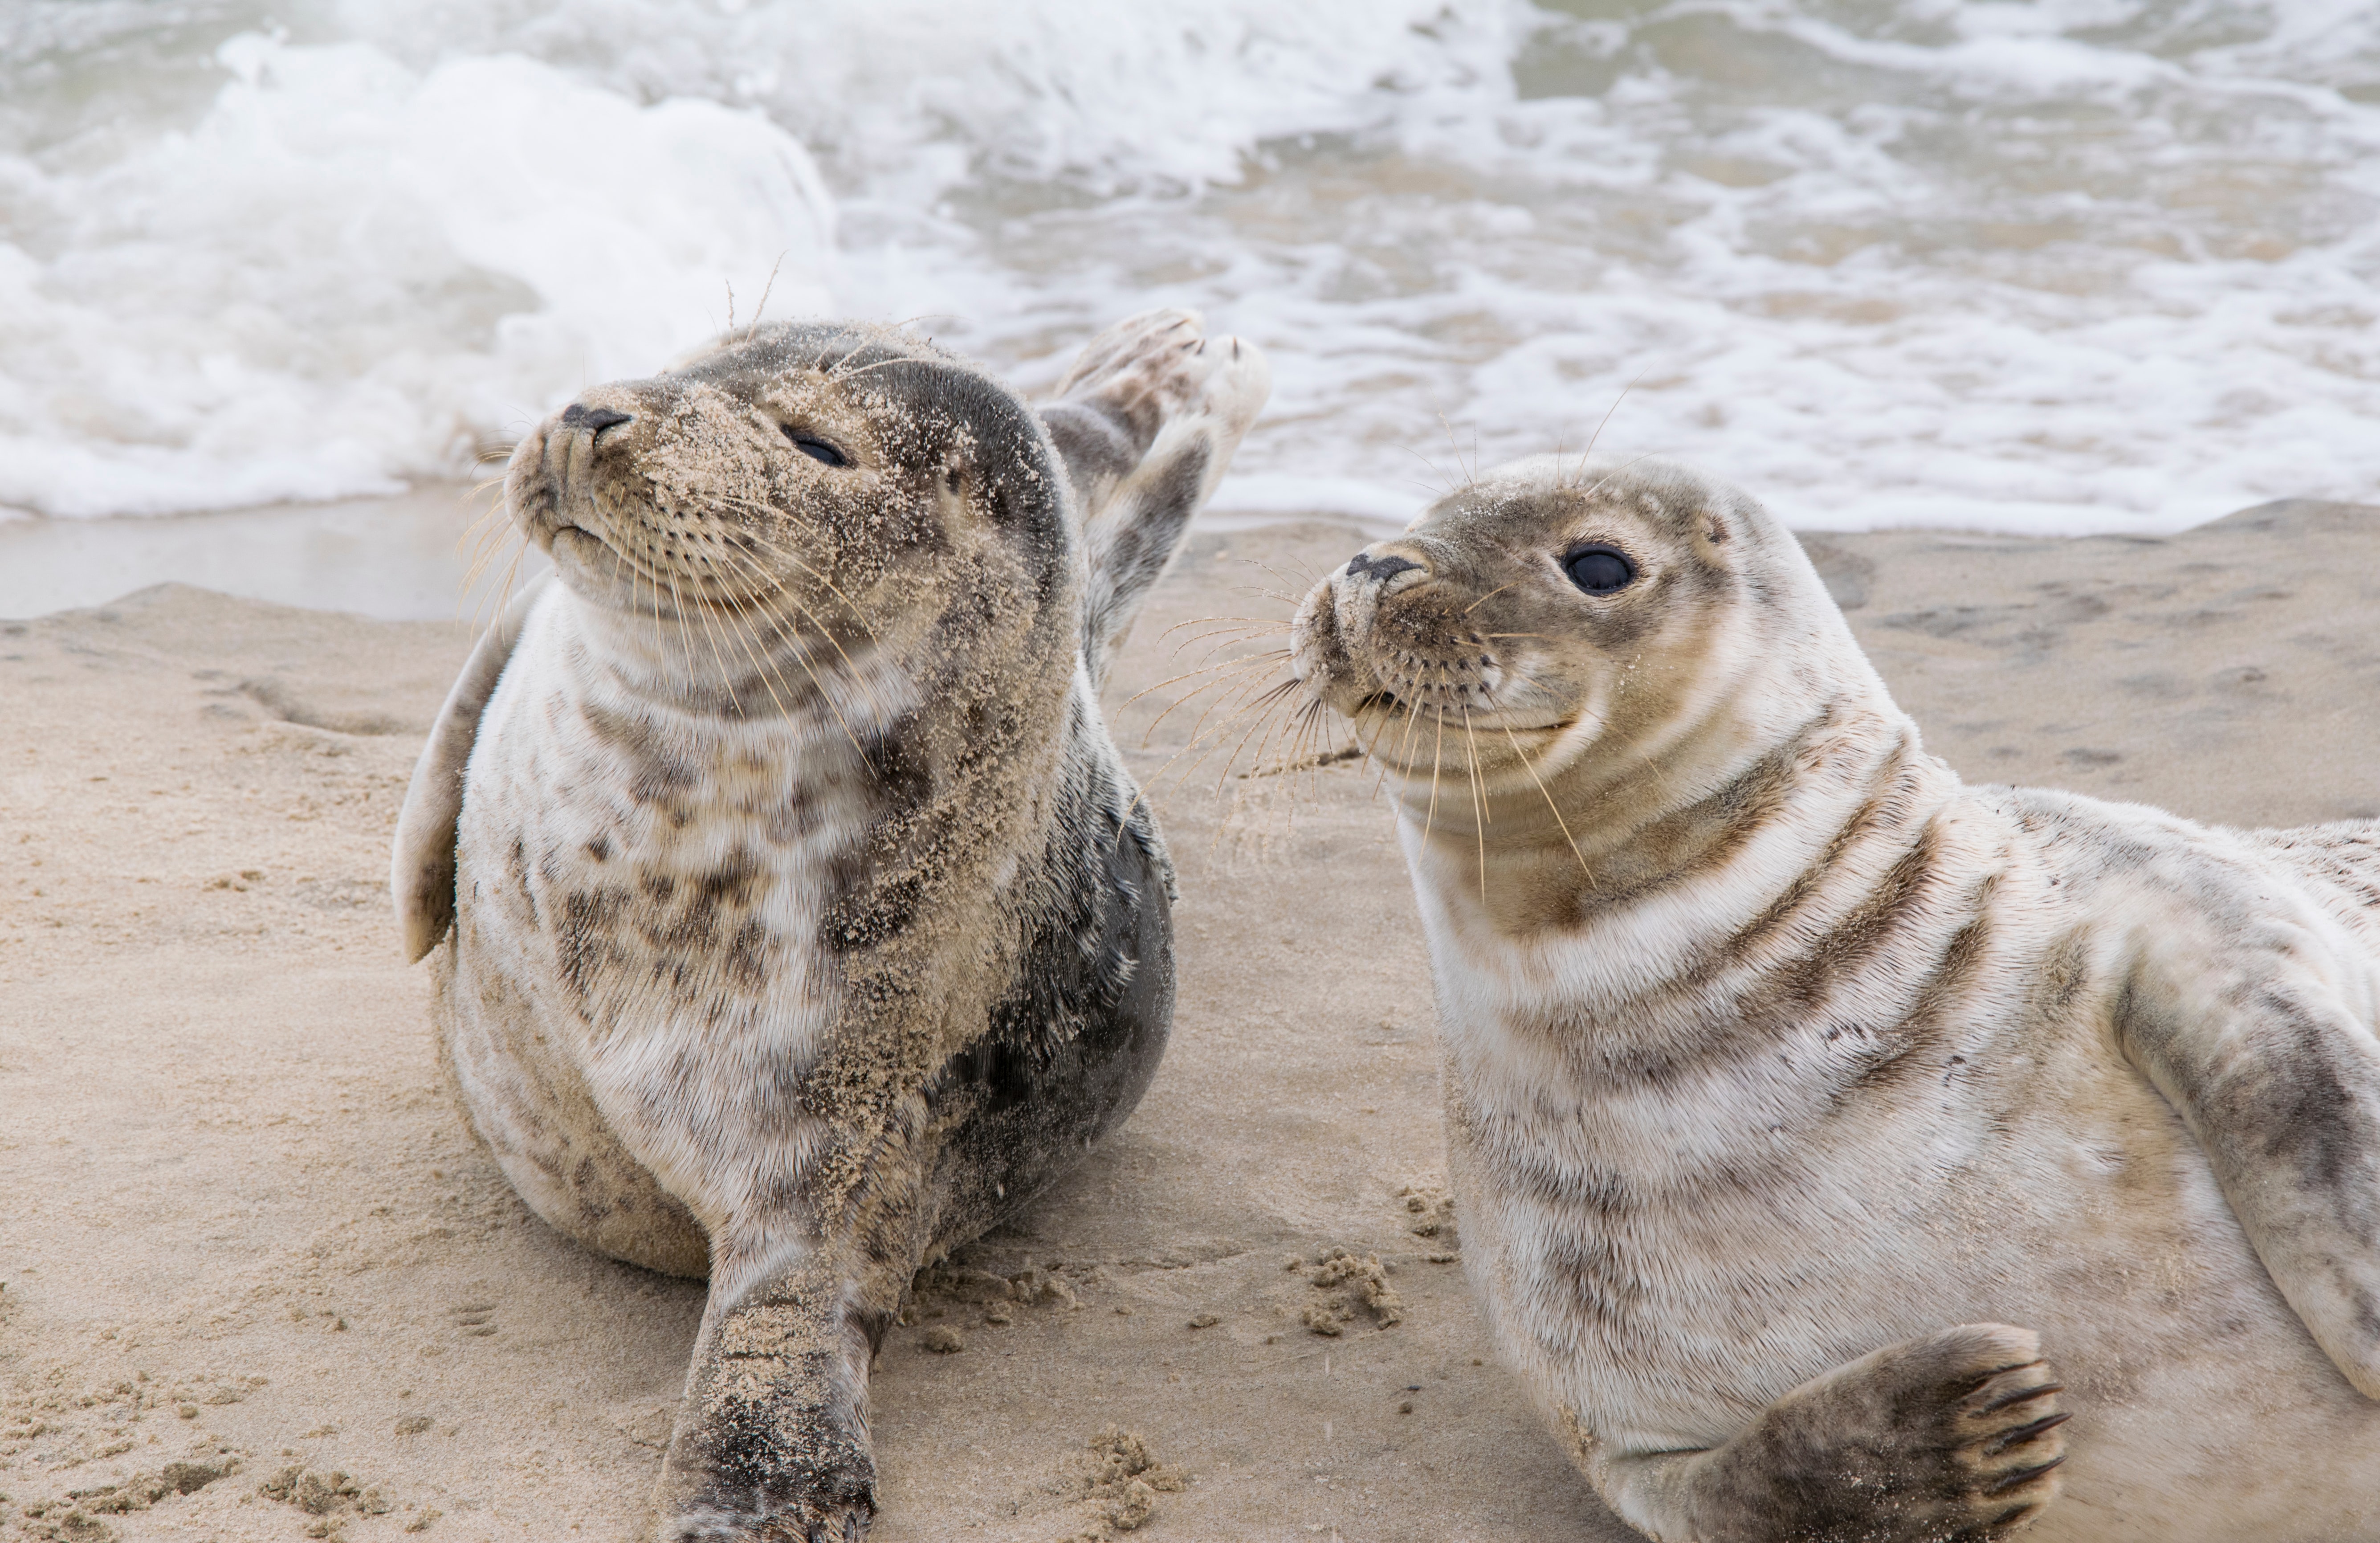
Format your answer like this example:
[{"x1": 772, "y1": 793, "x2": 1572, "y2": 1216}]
[
  {"x1": 392, "y1": 311, "x2": 1267, "y2": 1541},
  {"x1": 1292, "y1": 455, "x2": 2380, "y2": 1543}
]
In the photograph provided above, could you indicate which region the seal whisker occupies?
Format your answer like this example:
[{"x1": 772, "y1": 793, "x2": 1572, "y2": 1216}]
[
  {"x1": 1221, "y1": 681, "x2": 1312, "y2": 796},
  {"x1": 1422, "y1": 710, "x2": 1447, "y2": 847},
  {"x1": 1204, "y1": 687, "x2": 1315, "y2": 855},
  {"x1": 1132, "y1": 653, "x2": 1293, "y2": 743},
  {"x1": 1234, "y1": 701, "x2": 1326, "y2": 848},
  {"x1": 1164, "y1": 620, "x2": 1293, "y2": 659},
  {"x1": 1463, "y1": 581, "x2": 1525, "y2": 616},
  {"x1": 1458, "y1": 706, "x2": 1490, "y2": 899},
  {"x1": 1171, "y1": 629, "x2": 1292, "y2": 671},
  {"x1": 1124, "y1": 676, "x2": 1299, "y2": 824},
  {"x1": 659, "y1": 548, "x2": 746, "y2": 714},
  {"x1": 1174, "y1": 674, "x2": 1302, "y2": 791},
  {"x1": 701, "y1": 548, "x2": 807, "y2": 724},
  {"x1": 1359, "y1": 707, "x2": 1400, "y2": 800},
  {"x1": 1576, "y1": 450, "x2": 1665, "y2": 505},
  {"x1": 1500, "y1": 717, "x2": 1594, "y2": 888},
  {"x1": 1159, "y1": 614, "x2": 1294, "y2": 639},
  {"x1": 706, "y1": 543, "x2": 887, "y2": 770},
  {"x1": 1568, "y1": 369, "x2": 1647, "y2": 488},
  {"x1": 1239, "y1": 555, "x2": 1321, "y2": 603},
  {"x1": 1278, "y1": 701, "x2": 1337, "y2": 823},
  {"x1": 1121, "y1": 653, "x2": 1276, "y2": 714},
  {"x1": 742, "y1": 252, "x2": 786, "y2": 343},
  {"x1": 1428, "y1": 409, "x2": 1466, "y2": 488},
  {"x1": 696, "y1": 520, "x2": 907, "y2": 728},
  {"x1": 1398, "y1": 441, "x2": 1460, "y2": 498},
  {"x1": 706, "y1": 497, "x2": 887, "y2": 640},
  {"x1": 1179, "y1": 674, "x2": 1304, "y2": 789},
  {"x1": 479, "y1": 524, "x2": 537, "y2": 635}
]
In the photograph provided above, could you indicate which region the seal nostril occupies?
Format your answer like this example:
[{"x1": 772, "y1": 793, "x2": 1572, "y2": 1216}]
[
  {"x1": 1346, "y1": 552, "x2": 1422, "y2": 583},
  {"x1": 560, "y1": 403, "x2": 630, "y2": 435}
]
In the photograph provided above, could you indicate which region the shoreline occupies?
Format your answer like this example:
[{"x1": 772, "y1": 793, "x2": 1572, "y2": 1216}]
[{"x1": 8, "y1": 483, "x2": 2361, "y2": 625}]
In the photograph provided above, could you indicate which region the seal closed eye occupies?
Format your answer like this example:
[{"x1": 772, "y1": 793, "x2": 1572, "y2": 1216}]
[
  {"x1": 1291, "y1": 452, "x2": 2380, "y2": 1543},
  {"x1": 391, "y1": 310, "x2": 1269, "y2": 1541},
  {"x1": 781, "y1": 424, "x2": 847, "y2": 465}
]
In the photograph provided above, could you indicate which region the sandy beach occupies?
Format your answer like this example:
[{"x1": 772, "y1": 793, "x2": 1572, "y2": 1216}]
[{"x1": 3, "y1": 498, "x2": 2376, "y2": 1543}]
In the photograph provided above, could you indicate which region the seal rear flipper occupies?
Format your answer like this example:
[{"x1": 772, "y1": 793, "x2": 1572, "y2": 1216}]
[
  {"x1": 391, "y1": 574, "x2": 553, "y2": 963},
  {"x1": 1039, "y1": 308, "x2": 1272, "y2": 686},
  {"x1": 1592, "y1": 1323, "x2": 2068, "y2": 1543},
  {"x1": 2119, "y1": 933, "x2": 2380, "y2": 1398}
]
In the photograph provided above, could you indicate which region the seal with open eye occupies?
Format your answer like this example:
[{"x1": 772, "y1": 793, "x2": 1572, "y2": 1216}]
[
  {"x1": 391, "y1": 311, "x2": 1268, "y2": 1540},
  {"x1": 1291, "y1": 454, "x2": 2380, "y2": 1543}
]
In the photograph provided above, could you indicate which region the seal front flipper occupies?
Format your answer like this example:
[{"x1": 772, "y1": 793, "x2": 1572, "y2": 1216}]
[
  {"x1": 1038, "y1": 307, "x2": 1271, "y2": 685},
  {"x1": 654, "y1": 1249, "x2": 897, "y2": 1543},
  {"x1": 390, "y1": 573, "x2": 552, "y2": 963},
  {"x1": 1593, "y1": 1324, "x2": 2068, "y2": 1543},
  {"x1": 2119, "y1": 910, "x2": 2380, "y2": 1398}
]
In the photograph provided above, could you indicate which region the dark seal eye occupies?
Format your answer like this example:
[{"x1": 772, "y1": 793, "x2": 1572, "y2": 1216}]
[
  {"x1": 1563, "y1": 544, "x2": 1636, "y2": 596},
  {"x1": 782, "y1": 426, "x2": 848, "y2": 467}
]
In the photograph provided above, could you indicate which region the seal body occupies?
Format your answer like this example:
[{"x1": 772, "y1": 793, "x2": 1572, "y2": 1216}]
[
  {"x1": 394, "y1": 313, "x2": 1267, "y2": 1540},
  {"x1": 1291, "y1": 456, "x2": 2380, "y2": 1543}
]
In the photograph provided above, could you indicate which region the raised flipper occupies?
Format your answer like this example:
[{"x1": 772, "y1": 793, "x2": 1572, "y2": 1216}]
[
  {"x1": 1593, "y1": 1323, "x2": 2068, "y2": 1543},
  {"x1": 391, "y1": 575, "x2": 553, "y2": 963},
  {"x1": 1038, "y1": 308, "x2": 1271, "y2": 686},
  {"x1": 2119, "y1": 898, "x2": 2380, "y2": 1398}
]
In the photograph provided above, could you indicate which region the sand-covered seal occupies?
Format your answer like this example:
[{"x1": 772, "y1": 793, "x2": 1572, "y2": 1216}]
[
  {"x1": 1290, "y1": 456, "x2": 2380, "y2": 1542},
  {"x1": 391, "y1": 311, "x2": 1267, "y2": 1540}
]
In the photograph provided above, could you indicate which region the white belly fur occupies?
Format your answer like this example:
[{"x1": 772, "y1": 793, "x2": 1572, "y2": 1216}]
[{"x1": 440, "y1": 586, "x2": 919, "y2": 1276}]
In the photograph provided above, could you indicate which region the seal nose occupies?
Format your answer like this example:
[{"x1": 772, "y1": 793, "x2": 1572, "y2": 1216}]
[
  {"x1": 1345, "y1": 551, "x2": 1422, "y2": 584},
  {"x1": 561, "y1": 403, "x2": 632, "y2": 434}
]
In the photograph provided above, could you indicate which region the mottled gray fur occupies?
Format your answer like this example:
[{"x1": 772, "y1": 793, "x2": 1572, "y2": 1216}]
[
  {"x1": 1292, "y1": 455, "x2": 2380, "y2": 1543},
  {"x1": 392, "y1": 311, "x2": 1267, "y2": 1541}
]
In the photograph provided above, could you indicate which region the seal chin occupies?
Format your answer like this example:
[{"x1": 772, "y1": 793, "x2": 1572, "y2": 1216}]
[{"x1": 543, "y1": 523, "x2": 644, "y2": 606}]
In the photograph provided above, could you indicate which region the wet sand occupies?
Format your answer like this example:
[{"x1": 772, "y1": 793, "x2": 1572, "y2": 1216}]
[{"x1": 1, "y1": 498, "x2": 2375, "y2": 1542}]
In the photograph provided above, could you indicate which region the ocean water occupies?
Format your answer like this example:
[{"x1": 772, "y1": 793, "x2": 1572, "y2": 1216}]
[{"x1": 2, "y1": 0, "x2": 2376, "y2": 573}]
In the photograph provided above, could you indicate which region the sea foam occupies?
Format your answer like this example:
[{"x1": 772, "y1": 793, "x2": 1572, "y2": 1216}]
[{"x1": 1, "y1": 0, "x2": 2375, "y2": 532}]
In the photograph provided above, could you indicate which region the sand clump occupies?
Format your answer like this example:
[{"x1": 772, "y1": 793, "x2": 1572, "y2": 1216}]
[
  {"x1": 1299, "y1": 1248, "x2": 1405, "y2": 1336},
  {"x1": 256, "y1": 1464, "x2": 395, "y2": 1538},
  {"x1": 11, "y1": 1454, "x2": 240, "y2": 1541},
  {"x1": 1401, "y1": 1184, "x2": 1461, "y2": 1263},
  {"x1": 905, "y1": 1261, "x2": 1082, "y2": 1342},
  {"x1": 1057, "y1": 1427, "x2": 1186, "y2": 1539}
]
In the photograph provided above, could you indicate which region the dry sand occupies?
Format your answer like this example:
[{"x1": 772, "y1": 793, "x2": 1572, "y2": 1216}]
[{"x1": 3, "y1": 499, "x2": 2375, "y2": 1543}]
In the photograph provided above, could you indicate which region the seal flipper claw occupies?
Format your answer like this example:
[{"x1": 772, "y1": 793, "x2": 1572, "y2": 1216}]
[
  {"x1": 1982, "y1": 1410, "x2": 2072, "y2": 1455},
  {"x1": 1973, "y1": 1379, "x2": 2063, "y2": 1416},
  {"x1": 1594, "y1": 1322, "x2": 2068, "y2": 1543},
  {"x1": 1982, "y1": 1455, "x2": 2068, "y2": 1496}
]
